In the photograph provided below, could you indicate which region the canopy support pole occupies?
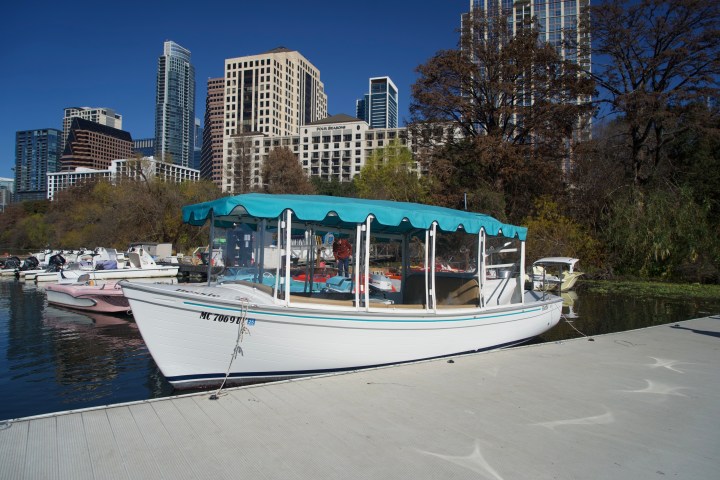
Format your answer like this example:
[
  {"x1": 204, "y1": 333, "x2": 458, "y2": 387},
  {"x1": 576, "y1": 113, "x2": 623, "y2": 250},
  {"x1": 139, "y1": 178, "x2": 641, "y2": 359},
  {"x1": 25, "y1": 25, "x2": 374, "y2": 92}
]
[
  {"x1": 364, "y1": 216, "x2": 372, "y2": 310},
  {"x1": 423, "y1": 230, "x2": 429, "y2": 310},
  {"x1": 284, "y1": 210, "x2": 292, "y2": 307},
  {"x1": 207, "y1": 210, "x2": 215, "y2": 286},
  {"x1": 354, "y1": 225, "x2": 362, "y2": 309},
  {"x1": 430, "y1": 223, "x2": 437, "y2": 312},
  {"x1": 520, "y1": 240, "x2": 526, "y2": 305},
  {"x1": 478, "y1": 229, "x2": 486, "y2": 308}
]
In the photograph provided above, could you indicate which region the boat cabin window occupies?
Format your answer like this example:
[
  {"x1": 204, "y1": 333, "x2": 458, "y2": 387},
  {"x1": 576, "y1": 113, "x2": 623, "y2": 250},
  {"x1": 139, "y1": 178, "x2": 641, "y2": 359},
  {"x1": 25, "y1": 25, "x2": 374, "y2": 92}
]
[{"x1": 209, "y1": 216, "x2": 524, "y2": 309}]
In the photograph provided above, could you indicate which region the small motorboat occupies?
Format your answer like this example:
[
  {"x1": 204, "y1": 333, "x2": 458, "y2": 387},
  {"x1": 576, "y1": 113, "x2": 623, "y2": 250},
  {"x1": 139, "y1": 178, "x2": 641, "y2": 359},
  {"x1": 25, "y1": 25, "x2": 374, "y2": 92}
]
[
  {"x1": 45, "y1": 280, "x2": 131, "y2": 314},
  {"x1": 528, "y1": 257, "x2": 584, "y2": 292}
]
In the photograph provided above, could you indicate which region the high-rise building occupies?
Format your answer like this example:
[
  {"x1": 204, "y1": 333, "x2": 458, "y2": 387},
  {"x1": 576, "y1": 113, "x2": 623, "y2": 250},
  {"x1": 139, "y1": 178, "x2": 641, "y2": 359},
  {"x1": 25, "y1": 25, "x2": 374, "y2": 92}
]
[
  {"x1": 0, "y1": 177, "x2": 14, "y2": 212},
  {"x1": 221, "y1": 47, "x2": 328, "y2": 192},
  {"x1": 155, "y1": 40, "x2": 196, "y2": 167},
  {"x1": 193, "y1": 118, "x2": 203, "y2": 171},
  {"x1": 463, "y1": 0, "x2": 592, "y2": 161},
  {"x1": 133, "y1": 138, "x2": 155, "y2": 157},
  {"x1": 61, "y1": 117, "x2": 133, "y2": 171},
  {"x1": 62, "y1": 107, "x2": 122, "y2": 152},
  {"x1": 223, "y1": 47, "x2": 327, "y2": 138},
  {"x1": 465, "y1": 1, "x2": 591, "y2": 79},
  {"x1": 14, "y1": 128, "x2": 62, "y2": 202},
  {"x1": 355, "y1": 94, "x2": 369, "y2": 123},
  {"x1": 368, "y1": 77, "x2": 398, "y2": 129},
  {"x1": 223, "y1": 113, "x2": 452, "y2": 188},
  {"x1": 356, "y1": 77, "x2": 398, "y2": 129},
  {"x1": 200, "y1": 77, "x2": 225, "y2": 187}
]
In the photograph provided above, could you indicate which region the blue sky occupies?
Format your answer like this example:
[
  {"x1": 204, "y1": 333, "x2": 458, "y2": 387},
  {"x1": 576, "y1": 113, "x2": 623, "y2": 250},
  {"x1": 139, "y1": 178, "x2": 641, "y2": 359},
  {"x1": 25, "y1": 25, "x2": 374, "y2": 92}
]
[{"x1": 0, "y1": 1, "x2": 465, "y2": 179}]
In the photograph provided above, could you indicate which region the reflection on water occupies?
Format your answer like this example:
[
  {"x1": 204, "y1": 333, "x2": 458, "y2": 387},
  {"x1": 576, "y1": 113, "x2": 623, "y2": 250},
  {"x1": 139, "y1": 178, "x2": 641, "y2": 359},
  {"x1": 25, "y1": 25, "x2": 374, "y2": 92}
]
[
  {"x1": 0, "y1": 279, "x2": 172, "y2": 421},
  {"x1": 536, "y1": 284, "x2": 720, "y2": 343},
  {"x1": 1, "y1": 278, "x2": 718, "y2": 421}
]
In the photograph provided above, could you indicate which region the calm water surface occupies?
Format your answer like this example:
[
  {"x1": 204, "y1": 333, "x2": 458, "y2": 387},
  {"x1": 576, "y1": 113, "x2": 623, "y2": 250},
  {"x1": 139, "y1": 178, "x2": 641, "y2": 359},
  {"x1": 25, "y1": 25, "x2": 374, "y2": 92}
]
[
  {"x1": 0, "y1": 279, "x2": 172, "y2": 421},
  {"x1": 1, "y1": 278, "x2": 718, "y2": 421}
]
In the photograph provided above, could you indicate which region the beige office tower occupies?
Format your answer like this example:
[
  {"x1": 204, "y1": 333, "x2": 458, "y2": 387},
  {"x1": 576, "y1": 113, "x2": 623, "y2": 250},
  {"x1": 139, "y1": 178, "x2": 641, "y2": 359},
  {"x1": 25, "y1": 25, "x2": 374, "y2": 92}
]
[{"x1": 222, "y1": 47, "x2": 327, "y2": 138}]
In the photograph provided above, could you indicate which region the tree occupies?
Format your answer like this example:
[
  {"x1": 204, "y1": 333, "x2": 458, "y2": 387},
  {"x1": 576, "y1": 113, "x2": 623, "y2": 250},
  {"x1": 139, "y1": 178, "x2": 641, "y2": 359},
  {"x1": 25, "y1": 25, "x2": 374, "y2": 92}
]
[
  {"x1": 354, "y1": 140, "x2": 428, "y2": 203},
  {"x1": 261, "y1": 147, "x2": 315, "y2": 194},
  {"x1": 310, "y1": 177, "x2": 356, "y2": 197},
  {"x1": 589, "y1": 0, "x2": 720, "y2": 186},
  {"x1": 410, "y1": 8, "x2": 594, "y2": 219},
  {"x1": 664, "y1": 102, "x2": 720, "y2": 223},
  {"x1": 604, "y1": 186, "x2": 718, "y2": 282},
  {"x1": 523, "y1": 198, "x2": 604, "y2": 271},
  {"x1": 228, "y1": 134, "x2": 253, "y2": 194}
]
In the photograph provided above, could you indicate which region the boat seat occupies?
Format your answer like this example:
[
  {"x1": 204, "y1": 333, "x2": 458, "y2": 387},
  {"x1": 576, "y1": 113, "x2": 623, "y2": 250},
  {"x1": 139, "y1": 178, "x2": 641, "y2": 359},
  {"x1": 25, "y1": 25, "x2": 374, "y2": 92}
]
[
  {"x1": 368, "y1": 303, "x2": 425, "y2": 310},
  {"x1": 128, "y1": 252, "x2": 142, "y2": 269}
]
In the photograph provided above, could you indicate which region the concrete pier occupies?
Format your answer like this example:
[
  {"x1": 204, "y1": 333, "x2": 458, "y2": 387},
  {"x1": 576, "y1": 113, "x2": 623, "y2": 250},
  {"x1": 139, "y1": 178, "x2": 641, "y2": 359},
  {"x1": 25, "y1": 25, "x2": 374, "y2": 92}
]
[{"x1": 1, "y1": 316, "x2": 718, "y2": 479}]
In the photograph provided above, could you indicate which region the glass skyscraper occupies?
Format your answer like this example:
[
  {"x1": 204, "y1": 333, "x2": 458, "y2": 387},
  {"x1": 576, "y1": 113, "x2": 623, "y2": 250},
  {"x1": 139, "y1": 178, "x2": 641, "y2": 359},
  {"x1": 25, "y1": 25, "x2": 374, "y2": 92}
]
[
  {"x1": 370, "y1": 77, "x2": 398, "y2": 129},
  {"x1": 356, "y1": 77, "x2": 398, "y2": 129},
  {"x1": 14, "y1": 128, "x2": 62, "y2": 202},
  {"x1": 155, "y1": 41, "x2": 196, "y2": 167}
]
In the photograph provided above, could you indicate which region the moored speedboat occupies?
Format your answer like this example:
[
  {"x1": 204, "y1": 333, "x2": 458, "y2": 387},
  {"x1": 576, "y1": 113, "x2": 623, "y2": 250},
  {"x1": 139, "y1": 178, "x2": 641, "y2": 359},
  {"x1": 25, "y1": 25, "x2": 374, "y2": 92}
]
[
  {"x1": 529, "y1": 257, "x2": 584, "y2": 292},
  {"x1": 45, "y1": 280, "x2": 131, "y2": 313},
  {"x1": 121, "y1": 194, "x2": 563, "y2": 390},
  {"x1": 34, "y1": 247, "x2": 179, "y2": 283}
]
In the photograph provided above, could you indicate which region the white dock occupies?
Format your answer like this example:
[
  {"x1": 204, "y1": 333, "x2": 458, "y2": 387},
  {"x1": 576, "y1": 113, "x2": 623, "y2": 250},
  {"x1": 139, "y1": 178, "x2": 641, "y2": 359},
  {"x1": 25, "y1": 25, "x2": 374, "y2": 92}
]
[{"x1": 2, "y1": 316, "x2": 719, "y2": 479}]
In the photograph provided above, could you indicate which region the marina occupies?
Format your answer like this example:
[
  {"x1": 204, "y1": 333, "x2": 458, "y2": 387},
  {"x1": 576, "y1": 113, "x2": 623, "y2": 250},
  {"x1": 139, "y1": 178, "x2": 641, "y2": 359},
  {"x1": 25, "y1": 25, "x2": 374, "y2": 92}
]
[
  {"x1": 2, "y1": 273, "x2": 720, "y2": 421},
  {"x1": 1, "y1": 315, "x2": 718, "y2": 479}
]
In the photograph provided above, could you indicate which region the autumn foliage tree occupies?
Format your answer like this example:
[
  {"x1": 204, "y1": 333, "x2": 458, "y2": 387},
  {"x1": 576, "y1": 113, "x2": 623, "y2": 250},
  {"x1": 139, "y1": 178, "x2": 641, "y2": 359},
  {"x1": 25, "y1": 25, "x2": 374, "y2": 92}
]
[
  {"x1": 410, "y1": 7, "x2": 594, "y2": 220},
  {"x1": 261, "y1": 147, "x2": 315, "y2": 194},
  {"x1": 28, "y1": 177, "x2": 223, "y2": 253},
  {"x1": 589, "y1": 0, "x2": 720, "y2": 186}
]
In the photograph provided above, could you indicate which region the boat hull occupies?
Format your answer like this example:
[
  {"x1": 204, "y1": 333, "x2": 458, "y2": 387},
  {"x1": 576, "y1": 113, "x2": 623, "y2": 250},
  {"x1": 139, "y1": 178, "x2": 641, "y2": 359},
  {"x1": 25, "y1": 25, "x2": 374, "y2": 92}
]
[
  {"x1": 121, "y1": 282, "x2": 562, "y2": 389},
  {"x1": 34, "y1": 266, "x2": 179, "y2": 283},
  {"x1": 45, "y1": 282, "x2": 131, "y2": 313}
]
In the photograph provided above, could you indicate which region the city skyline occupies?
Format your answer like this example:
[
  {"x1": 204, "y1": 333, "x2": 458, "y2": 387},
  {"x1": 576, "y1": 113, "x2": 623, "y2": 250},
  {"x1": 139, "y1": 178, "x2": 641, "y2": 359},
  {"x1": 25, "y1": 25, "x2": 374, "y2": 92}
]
[{"x1": 0, "y1": 1, "x2": 463, "y2": 178}]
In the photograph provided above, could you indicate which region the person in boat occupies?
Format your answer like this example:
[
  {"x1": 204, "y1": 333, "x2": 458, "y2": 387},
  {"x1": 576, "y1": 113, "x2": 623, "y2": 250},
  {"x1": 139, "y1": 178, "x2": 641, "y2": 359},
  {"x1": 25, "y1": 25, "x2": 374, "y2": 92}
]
[{"x1": 333, "y1": 237, "x2": 352, "y2": 278}]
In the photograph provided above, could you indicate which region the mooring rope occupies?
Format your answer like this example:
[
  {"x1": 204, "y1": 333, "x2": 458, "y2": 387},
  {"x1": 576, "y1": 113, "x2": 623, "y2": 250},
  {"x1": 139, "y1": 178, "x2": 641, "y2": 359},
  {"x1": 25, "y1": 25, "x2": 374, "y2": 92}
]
[
  {"x1": 209, "y1": 298, "x2": 250, "y2": 400},
  {"x1": 562, "y1": 313, "x2": 594, "y2": 341}
]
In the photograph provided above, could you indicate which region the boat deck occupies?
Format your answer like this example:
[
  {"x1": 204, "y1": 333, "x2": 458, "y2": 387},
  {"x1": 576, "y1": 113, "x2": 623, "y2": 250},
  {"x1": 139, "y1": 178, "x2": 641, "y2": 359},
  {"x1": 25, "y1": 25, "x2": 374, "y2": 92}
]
[{"x1": 2, "y1": 316, "x2": 719, "y2": 479}]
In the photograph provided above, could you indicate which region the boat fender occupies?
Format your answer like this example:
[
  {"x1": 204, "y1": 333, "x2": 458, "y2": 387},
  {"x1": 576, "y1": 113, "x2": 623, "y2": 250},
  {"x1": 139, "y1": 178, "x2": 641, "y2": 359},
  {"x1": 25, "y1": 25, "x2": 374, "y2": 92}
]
[{"x1": 88, "y1": 280, "x2": 95, "y2": 286}]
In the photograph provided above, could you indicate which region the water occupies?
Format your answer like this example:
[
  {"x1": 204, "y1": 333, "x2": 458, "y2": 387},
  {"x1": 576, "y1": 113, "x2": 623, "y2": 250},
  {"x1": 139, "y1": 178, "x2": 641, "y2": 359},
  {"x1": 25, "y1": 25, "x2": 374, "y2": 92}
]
[
  {"x1": 535, "y1": 289, "x2": 720, "y2": 343},
  {"x1": 0, "y1": 279, "x2": 172, "y2": 421},
  {"x1": 1, "y1": 279, "x2": 718, "y2": 421}
]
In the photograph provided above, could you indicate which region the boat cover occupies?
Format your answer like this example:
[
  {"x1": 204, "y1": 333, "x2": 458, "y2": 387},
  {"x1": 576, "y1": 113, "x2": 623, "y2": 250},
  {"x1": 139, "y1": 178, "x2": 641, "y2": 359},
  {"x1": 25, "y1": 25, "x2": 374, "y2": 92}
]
[{"x1": 182, "y1": 193, "x2": 526, "y2": 240}]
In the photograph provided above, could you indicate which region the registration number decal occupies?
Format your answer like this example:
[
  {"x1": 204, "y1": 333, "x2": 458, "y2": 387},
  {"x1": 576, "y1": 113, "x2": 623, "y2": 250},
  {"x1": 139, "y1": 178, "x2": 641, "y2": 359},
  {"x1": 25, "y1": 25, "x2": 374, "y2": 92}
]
[{"x1": 199, "y1": 311, "x2": 255, "y2": 325}]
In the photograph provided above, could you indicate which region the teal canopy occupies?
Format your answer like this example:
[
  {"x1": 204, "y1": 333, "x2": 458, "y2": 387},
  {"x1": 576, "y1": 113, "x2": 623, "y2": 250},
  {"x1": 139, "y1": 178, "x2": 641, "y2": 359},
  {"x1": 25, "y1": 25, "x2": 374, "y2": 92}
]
[{"x1": 182, "y1": 193, "x2": 527, "y2": 240}]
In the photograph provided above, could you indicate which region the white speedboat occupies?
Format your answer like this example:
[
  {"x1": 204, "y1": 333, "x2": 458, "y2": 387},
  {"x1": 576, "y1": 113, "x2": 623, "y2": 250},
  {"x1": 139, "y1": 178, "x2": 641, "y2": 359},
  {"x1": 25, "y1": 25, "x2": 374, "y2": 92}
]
[
  {"x1": 34, "y1": 247, "x2": 179, "y2": 283},
  {"x1": 121, "y1": 194, "x2": 563, "y2": 390},
  {"x1": 529, "y1": 257, "x2": 584, "y2": 292}
]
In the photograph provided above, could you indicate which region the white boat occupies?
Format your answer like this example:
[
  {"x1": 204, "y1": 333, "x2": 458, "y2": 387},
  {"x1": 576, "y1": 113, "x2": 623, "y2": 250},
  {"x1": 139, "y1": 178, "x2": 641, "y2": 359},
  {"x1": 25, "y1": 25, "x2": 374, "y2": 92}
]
[
  {"x1": 529, "y1": 257, "x2": 584, "y2": 292},
  {"x1": 34, "y1": 247, "x2": 179, "y2": 283},
  {"x1": 2, "y1": 250, "x2": 70, "y2": 278},
  {"x1": 121, "y1": 194, "x2": 563, "y2": 390}
]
